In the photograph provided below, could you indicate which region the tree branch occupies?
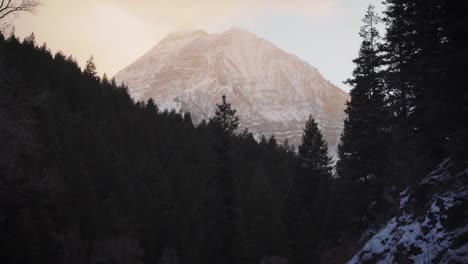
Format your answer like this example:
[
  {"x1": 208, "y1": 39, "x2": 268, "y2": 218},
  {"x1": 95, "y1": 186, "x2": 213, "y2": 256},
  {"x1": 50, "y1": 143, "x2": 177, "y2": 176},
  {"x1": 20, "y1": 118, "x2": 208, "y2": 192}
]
[{"x1": 0, "y1": 0, "x2": 40, "y2": 20}]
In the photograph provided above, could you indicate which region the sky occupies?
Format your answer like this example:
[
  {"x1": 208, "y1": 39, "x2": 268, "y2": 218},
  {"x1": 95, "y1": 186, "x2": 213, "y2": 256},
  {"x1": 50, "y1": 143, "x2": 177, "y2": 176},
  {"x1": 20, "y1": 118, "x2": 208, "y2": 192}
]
[{"x1": 14, "y1": 0, "x2": 384, "y2": 92}]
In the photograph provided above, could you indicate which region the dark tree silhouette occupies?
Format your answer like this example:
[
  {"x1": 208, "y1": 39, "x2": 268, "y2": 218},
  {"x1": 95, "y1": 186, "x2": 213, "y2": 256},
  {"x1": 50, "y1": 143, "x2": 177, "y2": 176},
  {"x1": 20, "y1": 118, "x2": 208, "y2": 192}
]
[
  {"x1": 298, "y1": 115, "x2": 332, "y2": 175},
  {"x1": 286, "y1": 115, "x2": 332, "y2": 264},
  {"x1": 337, "y1": 4, "x2": 388, "y2": 185},
  {"x1": 212, "y1": 95, "x2": 239, "y2": 135},
  {"x1": 83, "y1": 55, "x2": 98, "y2": 79}
]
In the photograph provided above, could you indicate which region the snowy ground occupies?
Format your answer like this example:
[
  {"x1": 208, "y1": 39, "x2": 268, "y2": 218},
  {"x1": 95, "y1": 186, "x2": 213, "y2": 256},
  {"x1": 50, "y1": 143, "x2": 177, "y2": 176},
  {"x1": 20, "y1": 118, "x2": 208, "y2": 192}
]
[{"x1": 348, "y1": 159, "x2": 468, "y2": 264}]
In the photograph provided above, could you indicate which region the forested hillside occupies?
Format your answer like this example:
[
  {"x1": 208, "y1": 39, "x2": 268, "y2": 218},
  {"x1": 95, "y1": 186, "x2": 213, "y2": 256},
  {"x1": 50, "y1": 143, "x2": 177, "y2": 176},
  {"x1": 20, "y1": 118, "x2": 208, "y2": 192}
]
[{"x1": 0, "y1": 33, "x2": 331, "y2": 264}]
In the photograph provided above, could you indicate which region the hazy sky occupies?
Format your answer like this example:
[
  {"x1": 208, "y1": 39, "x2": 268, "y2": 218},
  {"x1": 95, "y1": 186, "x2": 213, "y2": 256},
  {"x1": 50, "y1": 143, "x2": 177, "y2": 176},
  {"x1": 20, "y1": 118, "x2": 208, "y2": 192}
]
[{"x1": 14, "y1": 0, "x2": 384, "y2": 92}]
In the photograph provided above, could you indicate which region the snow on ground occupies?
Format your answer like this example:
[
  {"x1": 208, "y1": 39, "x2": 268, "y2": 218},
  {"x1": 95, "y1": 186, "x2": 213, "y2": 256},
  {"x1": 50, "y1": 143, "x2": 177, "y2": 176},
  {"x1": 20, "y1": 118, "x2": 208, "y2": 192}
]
[{"x1": 348, "y1": 159, "x2": 468, "y2": 264}]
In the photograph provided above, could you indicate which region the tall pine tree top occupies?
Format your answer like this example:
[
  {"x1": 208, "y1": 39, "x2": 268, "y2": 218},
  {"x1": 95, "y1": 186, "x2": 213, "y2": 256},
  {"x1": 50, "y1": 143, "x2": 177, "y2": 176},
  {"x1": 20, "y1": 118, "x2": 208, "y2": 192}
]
[
  {"x1": 84, "y1": 55, "x2": 98, "y2": 79},
  {"x1": 298, "y1": 115, "x2": 332, "y2": 177},
  {"x1": 286, "y1": 115, "x2": 332, "y2": 264},
  {"x1": 211, "y1": 95, "x2": 240, "y2": 136},
  {"x1": 337, "y1": 4, "x2": 388, "y2": 184},
  {"x1": 382, "y1": 0, "x2": 421, "y2": 119}
]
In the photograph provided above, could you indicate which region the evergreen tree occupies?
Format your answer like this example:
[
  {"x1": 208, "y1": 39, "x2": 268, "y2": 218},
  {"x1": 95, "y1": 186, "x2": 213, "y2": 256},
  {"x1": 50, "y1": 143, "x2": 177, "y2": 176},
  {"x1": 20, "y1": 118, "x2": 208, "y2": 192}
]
[
  {"x1": 285, "y1": 115, "x2": 332, "y2": 264},
  {"x1": 84, "y1": 55, "x2": 98, "y2": 79},
  {"x1": 382, "y1": 0, "x2": 419, "y2": 119},
  {"x1": 211, "y1": 95, "x2": 239, "y2": 136},
  {"x1": 23, "y1": 32, "x2": 35, "y2": 46},
  {"x1": 101, "y1": 73, "x2": 109, "y2": 84},
  {"x1": 298, "y1": 115, "x2": 333, "y2": 176},
  {"x1": 442, "y1": 1, "x2": 468, "y2": 162},
  {"x1": 397, "y1": 0, "x2": 468, "y2": 165},
  {"x1": 337, "y1": 4, "x2": 388, "y2": 186},
  {"x1": 206, "y1": 95, "x2": 250, "y2": 264},
  {"x1": 380, "y1": 0, "x2": 468, "y2": 183},
  {"x1": 332, "y1": 6, "x2": 394, "y2": 245},
  {"x1": 146, "y1": 98, "x2": 159, "y2": 114},
  {"x1": 183, "y1": 112, "x2": 193, "y2": 126},
  {"x1": 381, "y1": 0, "x2": 434, "y2": 184}
]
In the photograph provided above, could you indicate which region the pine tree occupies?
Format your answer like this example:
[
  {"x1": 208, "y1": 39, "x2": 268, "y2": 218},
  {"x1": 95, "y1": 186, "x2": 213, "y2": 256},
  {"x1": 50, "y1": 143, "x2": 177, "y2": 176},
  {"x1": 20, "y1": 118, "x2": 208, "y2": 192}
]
[
  {"x1": 286, "y1": 115, "x2": 332, "y2": 264},
  {"x1": 101, "y1": 73, "x2": 109, "y2": 84},
  {"x1": 382, "y1": 0, "x2": 436, "y2": 184},
  {"x1": 146, "y1": 98, "x2": 158, "y2": 114},
  {"x1": 332, "y1": 6, "x2": 392, "y2": 244},
  {"x1": 382, "y1": 0, "x2": 419, "y2": 119},
  {"x1": 297, "y1": 116, "x2": 333, "y2": 177},
  {"x1": 211, "y1": 95, "x2": 239, "y2": 136},
  {"x1": 442, "y1": 1, "x2": 468, "y2": 162},
  {"x1": 382, "y1": 0, "x2": 443, "y2": 183},
  {"x1": 337, "y1": 4, "x2": 388, "y2": 186},
  {"x1": 398, "y1": 0, "x2": 468, "y2": 165},
  {"x1": 206, "y1": 95, "x2": 249, "y2": 264},
  {"x1": 183, "y1": 112, "x2": 194, "y2": 128},
  {"x1": 23, "y1": 32, "x2": 35, "y2": 46},
  {"x1": 84, "y1": 55, "x2": 98, "y2": 79}
]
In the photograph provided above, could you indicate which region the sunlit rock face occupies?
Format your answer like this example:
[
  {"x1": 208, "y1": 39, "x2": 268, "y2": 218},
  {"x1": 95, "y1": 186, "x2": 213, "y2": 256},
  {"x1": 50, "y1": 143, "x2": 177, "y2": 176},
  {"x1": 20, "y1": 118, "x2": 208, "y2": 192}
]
[{"x1": 115, "y1": 28, "x2": 348, "y2": 154}]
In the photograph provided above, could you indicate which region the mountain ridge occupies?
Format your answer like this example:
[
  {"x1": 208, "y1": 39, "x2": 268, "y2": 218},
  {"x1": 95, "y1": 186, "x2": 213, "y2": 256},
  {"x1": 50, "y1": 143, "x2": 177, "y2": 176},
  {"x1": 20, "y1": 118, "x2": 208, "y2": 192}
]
[{"x1": 115, "y1": 28, "x2": 349, "y2": 153}]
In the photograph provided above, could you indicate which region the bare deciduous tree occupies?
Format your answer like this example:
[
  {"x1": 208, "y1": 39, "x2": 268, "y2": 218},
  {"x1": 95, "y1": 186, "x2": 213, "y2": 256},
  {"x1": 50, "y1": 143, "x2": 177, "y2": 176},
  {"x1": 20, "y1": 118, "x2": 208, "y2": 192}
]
[
  {"x1": 0, "y1": 0, "x2": 40, "y2": 19},
  {"x1": 0, "y1": 0, "x2": 41, "y2": 31}
]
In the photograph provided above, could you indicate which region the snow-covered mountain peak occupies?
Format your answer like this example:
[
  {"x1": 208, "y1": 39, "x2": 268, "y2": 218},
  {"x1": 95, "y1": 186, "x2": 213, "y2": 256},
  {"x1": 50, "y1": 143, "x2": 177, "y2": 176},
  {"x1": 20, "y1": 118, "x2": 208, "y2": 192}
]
[{"x1": 114, "y1": 28, "x2": 349, "y2": 153}]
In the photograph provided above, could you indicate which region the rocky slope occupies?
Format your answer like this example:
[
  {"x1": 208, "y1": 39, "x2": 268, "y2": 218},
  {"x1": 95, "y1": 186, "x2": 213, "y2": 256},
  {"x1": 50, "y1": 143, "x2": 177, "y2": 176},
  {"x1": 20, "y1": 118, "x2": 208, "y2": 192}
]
[
  {"x1": 348, "y1": 159, "x2": 468, "y2": 264},
  {"x1": 115, "y1": 28, "x2": 348, "y2": 154}
]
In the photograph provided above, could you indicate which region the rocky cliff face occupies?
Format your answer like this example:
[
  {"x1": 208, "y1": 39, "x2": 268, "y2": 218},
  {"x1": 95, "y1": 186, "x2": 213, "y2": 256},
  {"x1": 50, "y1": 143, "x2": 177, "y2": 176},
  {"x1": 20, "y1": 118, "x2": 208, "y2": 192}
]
[
  {"x1": 348, "y1": 160, "x2": 468, "y2": 264},
  {"x1": 115, "y1": 28, "x2": 348, "y2": 153}
]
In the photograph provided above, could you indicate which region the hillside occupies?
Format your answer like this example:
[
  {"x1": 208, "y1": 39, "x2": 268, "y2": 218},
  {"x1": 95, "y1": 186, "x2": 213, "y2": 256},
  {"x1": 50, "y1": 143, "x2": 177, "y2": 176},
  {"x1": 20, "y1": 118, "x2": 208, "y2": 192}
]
[
  {"x1": 0, "y1": 34, "x2": 299, "y2": 264},
  {"x1": 348, "y1": 160, "x2": 468, "y2": 263}
]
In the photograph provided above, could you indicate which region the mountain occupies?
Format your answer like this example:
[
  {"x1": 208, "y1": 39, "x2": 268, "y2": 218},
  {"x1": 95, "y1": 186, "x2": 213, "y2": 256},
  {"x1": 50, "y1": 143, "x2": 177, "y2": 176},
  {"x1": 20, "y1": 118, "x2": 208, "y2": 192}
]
[
  {"x1": 348, "y1": 160, "x2": 468, "y2": 264},
  {"x1": 114, "y1": 27, "x2": 348, "y2": 153}
]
